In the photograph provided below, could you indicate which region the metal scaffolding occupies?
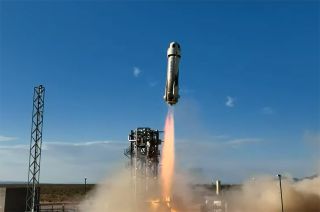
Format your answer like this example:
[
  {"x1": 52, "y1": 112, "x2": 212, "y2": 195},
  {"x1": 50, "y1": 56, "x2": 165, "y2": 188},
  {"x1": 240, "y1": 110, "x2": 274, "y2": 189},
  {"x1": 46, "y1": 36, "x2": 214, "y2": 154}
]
[
  {"x1": 124, "y1": 128, "x2": 162, "y2": 200},
  {"x1": 26, "y1": 85, "x2": 45, "y2": 212}
]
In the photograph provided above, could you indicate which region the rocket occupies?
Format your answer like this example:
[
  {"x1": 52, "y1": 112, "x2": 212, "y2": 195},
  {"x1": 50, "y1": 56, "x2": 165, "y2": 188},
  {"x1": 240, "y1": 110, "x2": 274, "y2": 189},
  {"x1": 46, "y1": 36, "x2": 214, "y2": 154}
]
[{"x1": 164, "y1": 42, "x2": 181, "y2": 105}]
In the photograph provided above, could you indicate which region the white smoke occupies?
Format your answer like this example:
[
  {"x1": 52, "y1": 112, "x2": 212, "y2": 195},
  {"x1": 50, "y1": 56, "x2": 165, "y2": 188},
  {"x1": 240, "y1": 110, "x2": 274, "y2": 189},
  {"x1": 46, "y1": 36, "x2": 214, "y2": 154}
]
[{"x1": 226, "y1": 175, "x2": 320, "y2": 212}]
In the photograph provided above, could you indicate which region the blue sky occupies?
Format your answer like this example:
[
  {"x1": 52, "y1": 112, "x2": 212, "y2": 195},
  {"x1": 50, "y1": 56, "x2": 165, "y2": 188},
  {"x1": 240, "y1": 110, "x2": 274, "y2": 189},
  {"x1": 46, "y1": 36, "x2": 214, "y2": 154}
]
[{"x1": 0, "y1": 1, "x2": 319, "y2": 183}]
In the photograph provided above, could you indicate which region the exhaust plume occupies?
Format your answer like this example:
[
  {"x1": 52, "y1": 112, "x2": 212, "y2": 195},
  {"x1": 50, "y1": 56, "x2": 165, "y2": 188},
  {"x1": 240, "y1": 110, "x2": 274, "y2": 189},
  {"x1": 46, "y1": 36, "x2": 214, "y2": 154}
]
[{"x1": 161, "y1": 108, "x2": 175, "y2": 199}]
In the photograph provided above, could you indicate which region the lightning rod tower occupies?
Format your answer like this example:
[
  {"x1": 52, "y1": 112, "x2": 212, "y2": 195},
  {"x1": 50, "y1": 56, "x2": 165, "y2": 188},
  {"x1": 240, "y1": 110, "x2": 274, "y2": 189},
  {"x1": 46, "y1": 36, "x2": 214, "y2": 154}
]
[{"x1": 26, "y1": 85, "x2": 45, "y2": 212}]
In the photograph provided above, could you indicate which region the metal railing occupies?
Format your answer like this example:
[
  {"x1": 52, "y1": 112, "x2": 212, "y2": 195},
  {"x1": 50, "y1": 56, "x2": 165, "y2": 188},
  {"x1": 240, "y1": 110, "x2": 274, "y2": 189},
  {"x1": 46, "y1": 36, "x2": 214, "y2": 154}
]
[{"x1": 39, "y1": 203, "x2": 79, "y2": 212}]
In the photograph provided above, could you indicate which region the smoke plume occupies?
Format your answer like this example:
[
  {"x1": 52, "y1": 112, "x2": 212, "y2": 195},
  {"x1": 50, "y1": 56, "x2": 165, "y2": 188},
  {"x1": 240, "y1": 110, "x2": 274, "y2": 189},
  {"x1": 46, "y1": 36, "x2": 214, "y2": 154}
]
[
  {"x1": 79, "y1": 169, "x2": 135, "y2": 212},
  {"x1": 227, "y1": 175, "x2": 320, "y2": 212},
  {"x1": 79, "y1": 105, "x2": 319, "y2": 212}
]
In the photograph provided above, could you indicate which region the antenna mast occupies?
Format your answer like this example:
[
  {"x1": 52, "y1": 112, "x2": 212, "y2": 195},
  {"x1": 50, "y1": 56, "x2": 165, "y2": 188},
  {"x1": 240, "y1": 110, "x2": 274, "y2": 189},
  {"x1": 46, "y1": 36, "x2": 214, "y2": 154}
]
[{"x1": 26, "y1": 85, "x2": 45, "y2": 212}]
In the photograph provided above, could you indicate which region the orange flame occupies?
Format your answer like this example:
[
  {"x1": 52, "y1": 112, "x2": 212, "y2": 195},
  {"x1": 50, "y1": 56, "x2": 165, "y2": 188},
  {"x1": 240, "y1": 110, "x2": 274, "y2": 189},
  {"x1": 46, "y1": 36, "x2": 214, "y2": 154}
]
[{"x1": 161, "y1": 108, "x2": 175, "y2": 200}]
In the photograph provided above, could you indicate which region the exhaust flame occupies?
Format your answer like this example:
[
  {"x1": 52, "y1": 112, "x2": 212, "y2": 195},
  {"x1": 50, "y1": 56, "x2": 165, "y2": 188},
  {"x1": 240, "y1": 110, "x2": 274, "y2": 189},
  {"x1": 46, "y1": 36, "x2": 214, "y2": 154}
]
[{"x1": 161, "y1": 108, "x2": 175, "y2": 200}]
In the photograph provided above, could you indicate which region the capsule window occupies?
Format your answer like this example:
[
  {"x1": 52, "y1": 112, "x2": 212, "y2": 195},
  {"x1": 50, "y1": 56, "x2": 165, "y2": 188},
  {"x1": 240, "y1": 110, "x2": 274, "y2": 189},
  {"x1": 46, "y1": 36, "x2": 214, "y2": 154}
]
[{"x1": 172, "y1": 44, "x2": 175, "y2": 48}]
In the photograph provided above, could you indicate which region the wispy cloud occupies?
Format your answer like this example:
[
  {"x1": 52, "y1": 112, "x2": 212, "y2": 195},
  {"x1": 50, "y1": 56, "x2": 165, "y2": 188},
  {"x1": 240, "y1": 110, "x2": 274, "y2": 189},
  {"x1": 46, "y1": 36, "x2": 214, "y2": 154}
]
[
  {"x1": 177, "y1": 135, "x2": 261, "y2": 148},
  {"x1": 44, "y1": 140, "x2": 119, "y2": 146},
  {"x1": 0, "y1": 144, "x2": 28, "y2": 149},
  {"x1": 261, "y1": 107, "x2": 274, "y2": 114},
  {"x1": 225, "y1": 138, "x2": 262, "y2": 146},
  {"x1": 133, "y1": 67, "x2": 141, "y2": 77},
  {"x1": 0, "y1": 140, "x2": 127, "y2": 182},
  {"x1": 148, "y1": 81, "x2": 158, "y2": 87},
  {"x1": 180, "y1": 88, "x2": 195, "y2": 95},
  {"x1": 225, "y1": 96, "x2": 235, "y2": 108},
  {"x1": 210, "y1": 134, "x2": 230, "y2": 140},
  {"x1": 0, "y1": 135, "x2": 17, "y2": 142}
]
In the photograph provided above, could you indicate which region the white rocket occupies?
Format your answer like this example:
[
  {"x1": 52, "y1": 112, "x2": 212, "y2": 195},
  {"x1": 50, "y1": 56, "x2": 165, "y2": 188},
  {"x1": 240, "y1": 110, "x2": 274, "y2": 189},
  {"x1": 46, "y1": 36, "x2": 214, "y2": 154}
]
[{"x1": 164, "y1": 42, "x2": 181, "y2": 105}]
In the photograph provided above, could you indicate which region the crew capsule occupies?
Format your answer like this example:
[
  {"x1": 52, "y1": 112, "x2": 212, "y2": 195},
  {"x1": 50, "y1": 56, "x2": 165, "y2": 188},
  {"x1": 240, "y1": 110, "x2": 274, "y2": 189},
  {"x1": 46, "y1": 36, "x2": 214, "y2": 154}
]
[{"x1": 164, "y1": 42, "x2": 181, "y2": 105}]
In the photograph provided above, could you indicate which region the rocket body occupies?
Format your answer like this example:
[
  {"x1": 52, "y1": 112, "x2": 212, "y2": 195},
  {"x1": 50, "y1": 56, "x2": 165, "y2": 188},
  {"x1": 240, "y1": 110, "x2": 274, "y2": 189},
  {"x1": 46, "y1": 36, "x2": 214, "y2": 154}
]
[{"x1": 164, "y1": 42, "x2": 181, "y2": 105}]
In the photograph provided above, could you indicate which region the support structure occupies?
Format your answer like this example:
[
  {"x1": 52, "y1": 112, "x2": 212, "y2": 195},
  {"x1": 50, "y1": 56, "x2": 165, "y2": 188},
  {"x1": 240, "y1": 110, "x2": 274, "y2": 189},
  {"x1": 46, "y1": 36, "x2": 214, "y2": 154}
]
[
  {"x1": 277, "y1": 174, "x2": 284, "y2": 212},
  {"x1": 124, "y1": 128, "x2": 162, "y2": 201},
  {"x1": 26, "y1": 85, "x2": 45, "y2": 212}
]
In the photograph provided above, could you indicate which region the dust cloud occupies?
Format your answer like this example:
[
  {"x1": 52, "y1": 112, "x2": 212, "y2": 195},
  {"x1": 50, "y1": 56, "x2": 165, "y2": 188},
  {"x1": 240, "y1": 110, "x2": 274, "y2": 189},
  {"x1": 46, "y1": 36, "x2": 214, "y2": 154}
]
[
  {"x1": 79, "y1": 169, "x2": 135, "y2": 212},
  {"x1": 78, "y1": 167, "x2": 197, "y2": 212},
  {"x1": 79, "y1": 167, "x2": 320, "y2": 212},
  {"x1": 227, "y1": 175, "x2": 320, "y2": 212},
  {"x1": 79, "y1": 106, "x2": 319, "y2": 212}
]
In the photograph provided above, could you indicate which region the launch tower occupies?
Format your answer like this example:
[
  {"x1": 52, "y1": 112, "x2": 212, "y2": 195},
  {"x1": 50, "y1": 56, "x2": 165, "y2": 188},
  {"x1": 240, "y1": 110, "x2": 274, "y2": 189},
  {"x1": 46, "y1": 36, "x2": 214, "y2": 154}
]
[{"x1": 124, "y1": 128, "x2": 162, "y2": 200}]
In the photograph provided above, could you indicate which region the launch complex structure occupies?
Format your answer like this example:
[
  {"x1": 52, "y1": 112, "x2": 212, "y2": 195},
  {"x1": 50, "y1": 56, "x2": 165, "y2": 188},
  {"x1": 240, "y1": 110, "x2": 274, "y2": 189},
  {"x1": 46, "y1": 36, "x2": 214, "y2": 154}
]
[
  {"x1": 124, "y1": 128, "x2": 163, "y2": 202},
  {"x1": 123, "y1": 42, "x2": 181, "y2": 208}
]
